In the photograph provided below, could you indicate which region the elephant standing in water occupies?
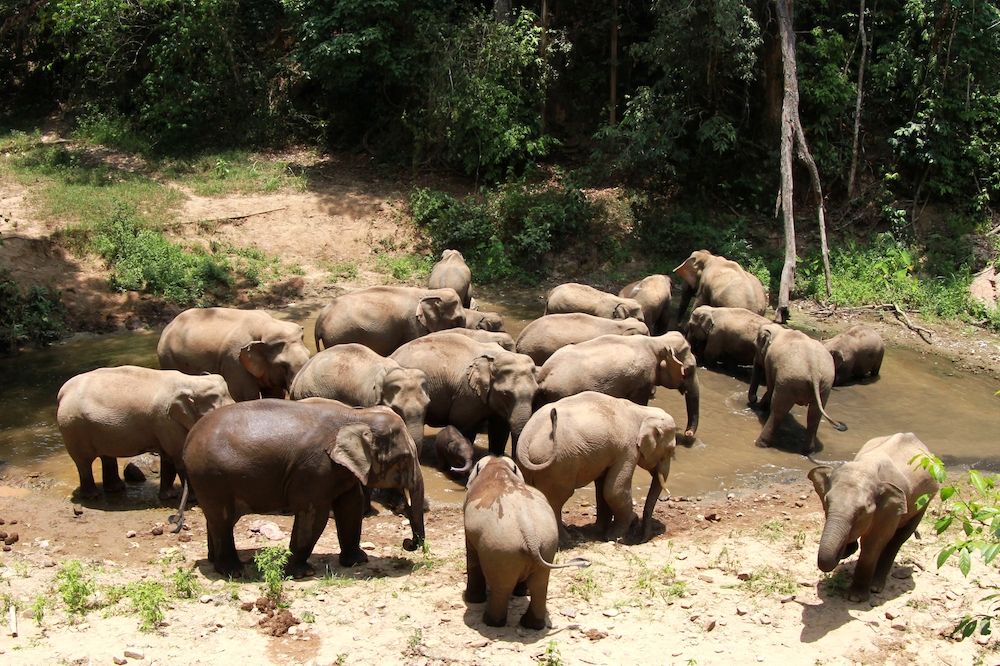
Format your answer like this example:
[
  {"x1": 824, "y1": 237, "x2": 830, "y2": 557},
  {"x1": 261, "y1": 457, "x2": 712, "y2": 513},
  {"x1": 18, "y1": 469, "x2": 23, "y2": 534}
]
[
  {"x1": 314, "y1": 286, "x2": 465, "y2": 356},
  {"x1": 428, "y1": 249, "x2": 473, "y2": 308},
  {"x1": 749, "y1": 324, "x2": 848, "y2": 453},
  {"x1": 619, "y1": 274, "x2": 672, "y2": 335},
  {"x1": 809, "y1": 433, "x2": 938, "y2": 602},
  {"x1": 180, "y1": 399, "x2": 425, "y2": 577},
  {"x1": 289, "y1": 343, "x2": 430, "y2": 452},
  {"x1": 515, "y1": 313, "x2": 648, "y2": 366},
  {"x1": 534, "y1": 332, "x2": 700, "y2": 439},
  {"x1": 57, "y1": 366, "x2": 233, "y2": 500},
  {"x1": 158, "y1": 307, "x2": 311, "y2": 402},
  {"x1": 823, "y1": 325, "x2": 885, "y2": 385},
  {"x1": 391, "y1": 332, "x2": 537, "y2": 457},
  {"x1": 464, "y1": 309, "x2": 506, "y2": 332},
  {"x1": 545, "y1": 283, "x2": 645, "y2": 321},
  {"x1": 685, "y1": 305, "x2": 772, "y2": 367},
  {"x1": 464, "y1": 456, "x2": 589, "y2": 629},
  {"x1": 673, "y1": 250, "x2": 767, "y2": 323},
  {"x1": 516, "y1": 392, "x2": 677, "y2": 543},
  {"x1": 434, "y1": 426, "x2": 475, "y2": 475}
]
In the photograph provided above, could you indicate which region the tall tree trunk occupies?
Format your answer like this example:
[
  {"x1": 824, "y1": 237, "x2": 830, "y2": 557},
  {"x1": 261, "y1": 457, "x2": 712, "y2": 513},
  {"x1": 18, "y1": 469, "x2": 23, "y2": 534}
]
[
  {"x1": 847, "y1": 0, "x2": 868, "y2": 199},
  {"x1": 609, "y1": 0, "x2": 619, "y2": 126},
  {"x1": 494, "y1": 0, "x2": 512, "y2": 25},
  {"x1": 540, "y1": 0, "x2": 548, "y2": 134}
]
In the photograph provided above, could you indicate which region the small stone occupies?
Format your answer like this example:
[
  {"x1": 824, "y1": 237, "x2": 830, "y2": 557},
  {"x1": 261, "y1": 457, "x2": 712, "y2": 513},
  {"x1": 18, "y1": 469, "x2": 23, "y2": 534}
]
[
  {"x1": 798, "y1": 495, "x2": 807, "y2": 500},
  {"x1": 680, "y1": 601, "x2": 694, "y2": 609},
  {"x1": 737, "y1": 570, "x2": 752, "y2": 581},
  {"x1": 736, "y1": 606, "x2": 749, "y2": 616},
  {"x1": 676, "y1": 553, "x2": 688, "y2": 560},
  {"x1": 4, "y1": 533, "x2": 18, "y2": 545},
  {"x1": 124, "y1": 650, "x2": 144, "y2": 660},
  {"x1": 41, "y1": 558, "x2": 55, "y2": 568},
  {"x1": 151, "y1": 527, "x2": 163, "y2": 536},
  {"x1": 560, "y1": 608, "x2": 577, "y2": 618},
  {"x1": 736, "y1": 512, "x2": 744, "y2": 517},
  {"x1": 126, "y1": 530, "x2": 137, "y2": 538},
  {"x1": 113, "y1": 657, "x2": 127, "y2": 665},
  {"x1": 200, "y1": 595, "x2": 213, "y2": 604},
  {"x1": 759, "y1": 616, "x2": 772, "y2": 625},
  {"x1": 2, "y1": 546, "x2": 9, "y2": 552},
  {"x1": 689, "y1": 614, "x2": 701, "y2": 622},
  {"x1": 698, "y1": 574, "x2": 714, "y2": 583},
  {"x1": 779, "y1": 594, "x2": 795, "y2": 603},
  {"x1": 583, "y1": 628, "x2": 607, "y2": 641},
  {"x1": 704, "y1": 512, "x2": 719, "y2": 522},
  {"x1": 757, "y1": 656, "x2": 765, "y2": 662},
  {"x1": 975, "y1": 632, "x2": 990, "y2": 646},
  {"x1": 287, "y1": 625, "x2": 298, "y2": 635},
  {"x1": 885, "y1": 610, "x2": 901, "y2": 620},
  {"x1": 891, "y1": 619, "x2": 908, "y2": 631},
  {"x1": 704, "y1": 619, "x2": 717, "y2": 632},
  {"x1": 73, "y1": 507, "x2": 83, "y2": 516},
  {"x1": 178, "y1": 534, "x2": 192, "y2": 542},
  {"x1": 891, "y1": 567, "x2": 913, "y2": 579},
  {"x1": 360, "y1": 542, "x2": 376, "y2": 550},
  {"x1": 794, "y1": 502, "x2": 804, "y2": 508},
  {"x1": 241, "y1": 602, "x2": 255, "y2": 612},
  {"x1": 727, "y1": 493, "x2": 735, "y2": 500},
  {"x1": 602, "y1": 608, "x2": 619, "y2": 617}
]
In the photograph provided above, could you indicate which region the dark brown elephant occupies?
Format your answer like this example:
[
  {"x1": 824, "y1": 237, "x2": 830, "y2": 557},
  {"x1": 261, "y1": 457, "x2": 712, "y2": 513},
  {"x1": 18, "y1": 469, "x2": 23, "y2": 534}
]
[
  {"x1": 673, "y1": 250, "x2": 767, "y2": 324},
  {"x1": 619, "y1": 274, "x2": 672, "y2": 335},
  {"x1": 823, "y1": 325, "x2": 885, "y2": 385},
  {"x1": 179, "y1": 399, "x2": 425, "y2": 577},
  {"x1": 809, "y1": 433, "x2": 938, "y2": 602}
]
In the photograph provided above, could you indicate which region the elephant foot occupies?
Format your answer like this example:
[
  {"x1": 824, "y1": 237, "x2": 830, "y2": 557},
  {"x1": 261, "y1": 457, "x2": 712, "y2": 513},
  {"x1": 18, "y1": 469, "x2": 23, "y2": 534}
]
[
  {"x1": 77, "y1": 486, "x2": 101, "y2": 500},
  {"x1": 482, "y1": 611, "x2": 507, "y2": 628},
  {"x1": 512, "y1": 581, "x2": 529, "y2": 597},
  {"x1": 287, "y1": 560, "x2": 315, "y2": 579},
  {"x1": 339, "y1": 548, "x2": 369, "y2": 568},
  {"x1": 213, "y1": 558, "x2": 246, "y2": 578},
  {"x1": 519, "y1": 610, "x2": 546, "y2": 630},
  {"x1": 363, "y1": 504, "x2": 379, "y2": 518},
  {"x1": 463, "y1": 588, "x2": 487, "y2": 604},
  {"x1": 755, "y1": 438, "x2": 770, "y2": 449},
  {"x1": 845, "y1": 585, "x2": 871, "y2": 603},
  {"x1": 103, "y1": 479, "x2": 127, "y2": 493},
  {"x1": 158, "y1": 487, "x2": 180, "y2": 501}
]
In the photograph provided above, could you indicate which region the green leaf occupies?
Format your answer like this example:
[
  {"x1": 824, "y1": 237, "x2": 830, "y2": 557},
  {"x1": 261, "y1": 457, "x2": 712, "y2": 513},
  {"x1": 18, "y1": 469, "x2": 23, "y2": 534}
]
[
  {"x1": 982, "y1": 543, "x2": 1000, "y2": 565},
  {"x1": 971, "y1": 470, "x2": 988, "y2": 496},
  {"x1": 940, "y1": 486, "x2": 956, "y2": 501},
  {"x1": 959, "y1": 548, "x2": 972, "y2": 577},
  {"x1": 938, "y1": 545, "x2": 957, "y2": 569},
  {"x1": 935, "y1": 515, "x2": 954, "y2": 533}
]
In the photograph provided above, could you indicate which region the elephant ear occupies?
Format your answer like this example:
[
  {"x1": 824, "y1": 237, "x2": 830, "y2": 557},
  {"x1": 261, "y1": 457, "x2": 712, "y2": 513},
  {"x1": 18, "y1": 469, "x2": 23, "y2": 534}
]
[
  {"x1": 467, "y1": 356, "x2": 493, "y2": 404},
  {"x1": 673, "y1": 255, "x2": 700, "y2": 289},
  {"x1": 371, "y1": 366, "x2": 389, "y2": 405},
  {"x1": 327, "y1": 422, "x2": 376, "y2": 484},
  {"x1": 416, "y1": 296, "x2": 445, "y2": 331},
  {"x1": 755, "y1": 325, "x2": 779, "y2": 364},
  {"x1": 875, "y1": 481, "x2": 907, "y2": 524},
  {"x1": 613, "y1": 303, "x2": 629, "y2": 319},
  {"x1": 637, "y1": 416, "x2": 676, "y2": 465},
  {"x1": 829, "y1": 348, "x2": 845, "y2": 372},
  {"x1": 167, "y1": 389, "x2": 199, "y2": 430},
  {"x1": 659, "y1": 348, "x2": 685, "y2": 388},
  {"x1": 807, "y1": 466, "x2": 834, "y2": 511},
  {"x1": 239, "y1": 340, "x2": 278, "y2": 379}
]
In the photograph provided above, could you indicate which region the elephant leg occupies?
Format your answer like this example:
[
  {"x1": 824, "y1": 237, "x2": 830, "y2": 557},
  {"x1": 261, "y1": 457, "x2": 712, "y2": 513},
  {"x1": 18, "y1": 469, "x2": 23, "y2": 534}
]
[
  {"x1": 288, "y1": 504, "x2": 328, "y2": 578},
  {"x1": 362, "y1": 486, "x2": 378, "y2": 518},
  {"x1": 703, "y1": 338, "x2": 723, "y2": 367},
  {"x1": 871, "y1": 509, "x2": 926, "y2": 593},
  {"x1": 202, "y1": 503, "x2": 242, "y2": 576},
  {"x1": 803, "y1": 400, "x2": 823, "y2": 454},
  {"x1": 482, "y1": 571, "x2": 515, "y2": 627},
  {"x1": 487, "y1": 416, "x2": 511, "y2": 457},
  {"x1": 846, "y1": 530, "x2": 896, "y2": 602},
  {"x1": 69, "y1": 449, "x2": 101, "y2": 499},
  {"x1": 544, "y1": 489, "x2": 574, "y2": 546},
  {"x1": 640, "y1": 475, "x2": 663, "y2": 543},
  {"x1": 756, "y1": 392, "x2": 792, "y2": 448},
  {"x1": 602, "y1": 461, "x2": 638, "y2": 541},
  {"x1": 464, "y1": 539, "x2": 487, "y2": 604},
  {"x1": 520, "y1": 569, "x2": 550, "y2": 630},
  {"x1": 871, "y1": 351, "x2": 883, "y2": 377},
  {"x1": 101, "y1": 456, "x2": 126, "y2": 493},
  {"x1": 157, "y1": 456, "x2": 179, "y2": 501},
  {"x1": 593, "y1": 472, "x2": 612, "y2": 535},
  {"x1": 332, "y1": 484, "x2": 369, "y2": 567},
  {"x1": 260, "y1": 386, "x2": 285, "y2": 399}
]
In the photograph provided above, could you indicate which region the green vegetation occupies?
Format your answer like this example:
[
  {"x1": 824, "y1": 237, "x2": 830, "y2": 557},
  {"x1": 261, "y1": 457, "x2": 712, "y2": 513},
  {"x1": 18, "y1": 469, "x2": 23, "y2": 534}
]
[
  {"x1": 168, "y1": 567, "x2": 202, "y2": 600},
  {"x1": 55, "y1": 560, "x2": 95, "y2": 614},
  {"x1": 374, "y1": 252, "x2": 435, "y2": 283},
  {"x1": 29, "y1": 594, "x2": 50, "y2": 627},
  {"x1": 540, "y1": 640, "x2": 565, "y2": 666},
  {"x1": 0, "y1": 265, "x2": 66, "y2": 356},
  {"x1": 821, "y1": 569, "x2": 850, "y2": 595},
  {"x1": 125, "y1": 581, "x2": 167, "y2": 631},
  {"x1": 321, "y1": 260, "x2": 360, "y2": 283},
  {"x1": 729, "y1": 566, "x2": 798, "y2": 596},
  {"x1": 569, "y1": 569, "x2": 601, "y2": 602},
  {"x1": 254, "y1": 546, "x2": 291, "y2": 605}
]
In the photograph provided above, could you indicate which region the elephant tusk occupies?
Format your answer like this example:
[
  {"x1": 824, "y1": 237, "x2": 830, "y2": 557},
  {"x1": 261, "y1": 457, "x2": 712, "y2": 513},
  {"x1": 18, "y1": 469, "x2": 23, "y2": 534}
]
[{"x1": 657, "y1": 472, "x2": 669, "y2": 497}]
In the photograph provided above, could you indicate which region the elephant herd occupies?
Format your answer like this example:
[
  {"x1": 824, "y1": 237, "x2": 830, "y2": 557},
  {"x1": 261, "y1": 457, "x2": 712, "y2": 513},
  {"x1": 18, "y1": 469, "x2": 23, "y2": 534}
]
[{"x1": 54, "y1": 247, "x2": 939, "y2": 628}]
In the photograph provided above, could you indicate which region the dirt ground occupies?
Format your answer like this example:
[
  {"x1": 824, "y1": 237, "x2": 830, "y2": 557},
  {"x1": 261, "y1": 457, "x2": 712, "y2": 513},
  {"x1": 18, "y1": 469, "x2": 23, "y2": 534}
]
[{"x1": 2, "y1": 139, "x2": 1000, "y2": 665}]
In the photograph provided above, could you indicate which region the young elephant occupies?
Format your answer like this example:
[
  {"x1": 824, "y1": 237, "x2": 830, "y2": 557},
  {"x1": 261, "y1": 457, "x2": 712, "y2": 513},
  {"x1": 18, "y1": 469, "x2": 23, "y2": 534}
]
[
  {"x1": 464, "y1": 309, "x2": 506, "y2": 332},
  {"x1": 823, "y1": 325, "x2": 885, "y2": 385},
  {"x1": 180, "y1": 399, "x2": 425, "y2": 577},
  {"x1": 289, "y1": 343, "x2": 430, "y2": 452},
  {"x1": 57, "y1": 366, "x2": 233, "y2": 500},
  {"x1": 435, "y1": 425, "x2": 475, "y2": 475},
  {"x1": 428, "y1": 249, "x2": 473, "y2": 308},
  {"x1": 545, "y1": 283, "x2": 645, "y2": 321},
  {"x1": 158, "y1": 307, "x2": 311, "y2": 402},
  {"x1": 464, "y1": 456, "x2": 589, "y2": 628},
  {"x1": 516, "y1": 392, "x2": 677, "y2": 543},
  {"x1": 619, "y1": 274, "x2": 672, "y2": 335},
  {"x1": 515, "y1": 313, "x2": 649, "y2": 366},
  {"x1": 809, "y1": 433, "x2": 939, "y2": 602},
  {"x1": 673, "y1": 250, "x2": 767, "y2": 323},
  {"x1": 685, "y1": 305, "x2": 772, "y2": 367},
  {"x1": 534, "y1": 332, "x2": 700, "y2": 439},
  {"x1": 749, "y1": 324, "x2": 848, "y2": 453},
  {"x1": 430, "y1": 327, "x2": 515, "y2": 351}
]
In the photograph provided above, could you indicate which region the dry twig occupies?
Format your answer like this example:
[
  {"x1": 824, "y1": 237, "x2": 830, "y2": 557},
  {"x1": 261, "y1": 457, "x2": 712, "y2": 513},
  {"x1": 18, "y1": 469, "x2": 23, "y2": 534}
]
[{"x1": 808, "y1": 302, "x2": 934, "y2": 344}]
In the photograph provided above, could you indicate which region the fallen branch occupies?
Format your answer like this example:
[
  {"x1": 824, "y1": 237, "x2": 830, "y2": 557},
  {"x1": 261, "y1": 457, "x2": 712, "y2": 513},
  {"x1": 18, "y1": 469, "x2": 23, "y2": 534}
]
[
  {"x1": 201, "y1": 206, "x2": 288, "y2": 225},
  {"x1": 807, "y1": 302, "x2": 934, "y2": 344}
]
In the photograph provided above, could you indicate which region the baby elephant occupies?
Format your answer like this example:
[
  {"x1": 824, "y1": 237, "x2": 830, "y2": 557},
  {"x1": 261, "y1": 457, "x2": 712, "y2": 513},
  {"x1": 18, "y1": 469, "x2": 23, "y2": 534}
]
[
  {"x1": 435, "y1": 426, "x2": 474, "y2": 475},
  {"x1": 463, "y1": 456, "x2": 589, "y2": 629},
  {"x1": 809, "y1": 433, "x2": 939, "y2": 602},
  {"x1": 823, "y1": 325, "x2": 884, "y2": 385}
]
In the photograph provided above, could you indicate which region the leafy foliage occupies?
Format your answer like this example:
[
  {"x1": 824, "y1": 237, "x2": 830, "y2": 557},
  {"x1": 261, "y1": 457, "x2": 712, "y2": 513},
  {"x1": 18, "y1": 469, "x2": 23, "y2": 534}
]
[
  {"x1": 0, "y1": 265, "x2": 67, "y2": 356},
  {"x1": 55, "y1": 560, "x2": 95, "y2": 614},
  {"x1": 254, "y1": 546, "x2": 291, "y2": 604}
]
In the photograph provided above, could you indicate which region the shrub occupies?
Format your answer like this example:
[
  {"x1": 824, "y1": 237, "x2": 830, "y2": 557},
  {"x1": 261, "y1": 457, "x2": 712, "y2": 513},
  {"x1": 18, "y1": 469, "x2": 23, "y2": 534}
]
[
  {"x1": 0, "y1": 266, "x2": 67, "y2": 355},
  {"x1": 55, "y1": 560, "x2": 95, "y2": 614},
  {"x1": 254, "y1": 546, "x2": 291, "y2": 604}
]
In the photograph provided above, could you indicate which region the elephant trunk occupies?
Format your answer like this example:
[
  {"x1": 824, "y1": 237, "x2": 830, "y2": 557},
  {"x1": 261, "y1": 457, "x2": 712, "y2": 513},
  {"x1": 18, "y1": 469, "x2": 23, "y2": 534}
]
[
  {"x1": 640, "y1": 458, "x2": 672, "y2": 542},
  {"x1": 450, "y1": 457, "x2": 473, "y2": 475},
  {"x1": 402, "y1": 413, "x2": 426, "y2": 459},
  {"x1": 681, "y1": 374, "x2": 700, "y2": 438},
  {"x1": 817, "y1": 512, "x2": 853, "y2": 572},
  {"x1": 508, "y1": 402, "x2": 534, "y2": 458},
  {"x1": 402, "y1": 463, "x2": 426, "y2": 552}
]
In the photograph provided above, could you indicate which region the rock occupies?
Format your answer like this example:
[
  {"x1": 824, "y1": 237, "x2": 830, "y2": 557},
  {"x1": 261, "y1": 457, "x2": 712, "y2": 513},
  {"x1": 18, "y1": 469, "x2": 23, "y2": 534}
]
[
  {"x1": 704, "y1": 619, "x2": 717, "y2": 632},
  {"x1": 113, "y1": 657, "x2": 127, "y2": 665},
  {"x1": 737, "y1": 570, "x2": 752, "y2": 581},
  {"x1": 126, "y1": 530, "x2": 137, "y2": 538},
  {"x1": 891, "y1": 619, "x2": 908, "y2": 631},
  {"x1": 247, "y1": 520, "x2": 285, "y2": 541},
  {"x1": 41, "y1": 558, "x2": 55, "y2": 568},
  {"x1": 884, "y1": 610, "x2": 902, "y2": 620},
  {"x1": 680, "y1": 601, "x2": 694, "y2": 609},
  {"x1": 72, "y1": 506, "x2": 83, "y2": 516},
  {"x1": 779, "y1": 594, "x2": 796, "y2": 603},
  {"x1": 560, "y1": 608, "x2": 577, "y2": 618},
  {"x1": 688, "y1": 614, "x2": 701, "y2": 622},
  {"x1": 123, "y1": 462, "x2": 147, "y2": 483},
  {"x1": 151, "y1": 527, "x2": 163, "y2": 536},
  {"x1": 704, "y1": 512, "x2": 720, "y2": 522},
  {"x1": 177, "y1": 534, "x2": 192, "y2": 543},
  {"x1": 970, "y1": 266, "x2": 998, "y2": 307},
  {"x1": 0, "y1": 531, "x2": 6, "y2": 540},
  {"x1": 124, "y1": 650, "x2": 144, "y2": 659},
  {"x1": 602, "y1": 608, "x2": 619, "y2": 617},
  {"x1": 4, "y1": 533, "x2": 18, "y2": 545},
  {"x1": 891, "y1": 566, "x2": 913, "y2": 579},
  {"x1": 360, "y1": 542, "x2": 376, "y2": 550},
  {"x1": 583, "y1": 628, "x2": 607, "y2": 641},
  {"x1": 200, "y1": 595, "x2": 213, "y2": 604},
  {"x1": 241, "y1": 602, "x2": 255, "y2": 612},
  {"x1": 698, "y1": 574, "x2": 714, "y2": 583}
]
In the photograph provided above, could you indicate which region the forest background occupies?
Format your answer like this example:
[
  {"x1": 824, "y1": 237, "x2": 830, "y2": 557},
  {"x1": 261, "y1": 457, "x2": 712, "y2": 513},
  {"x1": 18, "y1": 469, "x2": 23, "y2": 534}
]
[{"x1": 2, "y1": 0, "x2": 1000, "y2": 347}]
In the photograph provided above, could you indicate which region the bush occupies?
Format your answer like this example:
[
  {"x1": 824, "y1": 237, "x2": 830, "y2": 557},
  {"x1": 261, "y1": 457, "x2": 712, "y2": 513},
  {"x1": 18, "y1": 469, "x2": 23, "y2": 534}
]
[{"x1": 0, "y1": 263, "x2": 67, "y2": 355}]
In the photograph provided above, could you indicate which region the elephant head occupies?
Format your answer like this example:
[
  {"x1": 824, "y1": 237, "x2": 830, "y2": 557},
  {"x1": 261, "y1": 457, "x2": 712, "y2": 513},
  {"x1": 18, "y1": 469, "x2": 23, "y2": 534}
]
[
  {"x1": 754, "y1": 323, "x2": 785, "y2": 368},
  {"x1": 377, "y1": 366, "x2": 431, "y2": 454},
  {"x1": 468, "y1": 350, "x2": 538, "y2": 454},
  {"x1": 167, "y1": 375, "x2": 234, "y2": 430},
  {"x1": 654, "y1": 333, "x2": 701, "y2": 438},
  {"x1": 466, "y1": 310, "x2": 506, "y2": 332},
  {"x1": 416, "y1": 292, "x2": 466, "y2": 333},
  {"x1": 239, "y1": 323, "x2": 311, "y2": 395},
  {"x1": 612, "y1": 300, "x2": 644, "y2": 321},
  {"x1": 808, "y1": 463, "x2": 907, "y2": 572},
  {"x1": 673, "y1": 250, "x2": 714, "y2": 290},
  {"x1": 636, "y1": 413, "x2": 677, "y2": 495}
]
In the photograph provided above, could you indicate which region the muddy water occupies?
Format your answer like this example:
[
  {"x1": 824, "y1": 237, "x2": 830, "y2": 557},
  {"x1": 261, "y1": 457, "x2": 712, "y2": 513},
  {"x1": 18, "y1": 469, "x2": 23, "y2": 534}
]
[{"x1": 1, "y1": 293, "x2": 998, "y2": 512}]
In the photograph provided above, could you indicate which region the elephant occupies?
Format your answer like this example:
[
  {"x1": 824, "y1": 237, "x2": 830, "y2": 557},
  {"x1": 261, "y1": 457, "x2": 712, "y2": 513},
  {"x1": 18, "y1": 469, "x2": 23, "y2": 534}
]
[
  {"x1": 428, "y1": 249, "x2": 473, "y2": 308},
  {"x1": 158, "y1": 307, "x2": 311, "y2": 402},
  {"x1": 685, "y1": 305, "x2": 772, "y2": 367},
  {"x1": 465, "y1": 309, "x2": 506, "y2": 332},
  {"x1": 534, "y1": 332, "x2": 700, "y2": 439},
  {"x1": 178, "y1": 399, "x2": 425, "y2": 577},
  {"x1": 823, "y1": 325, "x2": 885, "y2": 385},
  {"x1": 545, "y1": 283, "x2": 645, "y2": 321},
  {"x1": 56, "y1": 366, "x2": 233, "y2": 500},
  {"x1": 289, "y1": 343, "x2": 430, "y2": 452},
  {"x1": 809, "y1": 433, "x2": 939, "y2": 602},
  {"x1": 619, "y1": 274, "x2": 672, "y2": 335},
  {"x1": 430, "y1": 327, "x2": 515, "y2": 351},
  {"x1": 390, "y1": 332, "x2": 538, "y2": 457},
  {"x1": 314, "y1": 286, "x2": 466, "y2": 356},
  {"x1": 748, "y1": 324, "x2": 848, "y2": 453},
  {"x1": 435, "y1": 425, "x2": 475, "y2": 475},
  {"x1": 515, "y1": 313, "x2": 649, "y2": 366},
  {"x1": 516, "y1": 392, "x2": 678, "y2": 543},
  {"x1": 673, "y1": 250, "x2": 767, "y2": 324},
  {"x1": 464, "y1": 456, "x2": 589, "y2": 629}
]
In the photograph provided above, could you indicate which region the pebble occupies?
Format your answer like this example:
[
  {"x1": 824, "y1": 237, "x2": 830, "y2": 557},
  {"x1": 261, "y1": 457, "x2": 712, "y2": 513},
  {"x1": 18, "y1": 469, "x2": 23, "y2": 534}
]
[
  {"x1": 113, "y1": 657, "x2": 127, "y2": 665},
  {"x1": 704, "y1": 619, "x2": 717, "y2": 632},
  {"x1": 124, "y1": 650, "x2": 144, "y2": 659},
  {"x1": 736, "y1": 607, "x2": 749, "y2": 616},
  {"x1": 680, "y1": 601, "x2": 694, "y2": 609},
  {"x1": 4, "y1": 533, "x2": 18, "y2": 545},
  {"x1": 884, "y1": 609, "x2": 902, "y2": 620},
  {"x1": 151, "y1": 527, "x2": 163, "y2": 536},
  {"x1": 41, "y1": 558, "x2": 55, "y2": 567},
  {"x1": 737, "y1": 570, "x2": 752, "y2": 581},
  {"x1": 560, "y1": 608, "x2": 577, "y2": 618},
  {"x1": 178, "y1": 534, "x2": 192, "y2": 543},
  {"x1": 602, "y1": 608, "x2": 619, "y2": 617},
  {"x1": 360, "y1": 542, "x2": 376, "y2": 550},
  {"x1": 891, "y1": 619, "x2": 908, "y2": 631},
  {"x1": 736, "y1": 512, "x2": 744, "y2": 517},
  {"x1": 200, "y1": 595, "x2": 213, "y2": 604},
  {"x1": 126, "y1": 530, "x2": 137, "y2": 538},
  {"x1": 72, "y1": 507, "x2": 83, "y2": 516},
  {"x1": 698, "y1": 574, "x2": 714, "y2": 583},
  {"x1": 779, "y1": 594, "x2": 796, "y2": 603}
]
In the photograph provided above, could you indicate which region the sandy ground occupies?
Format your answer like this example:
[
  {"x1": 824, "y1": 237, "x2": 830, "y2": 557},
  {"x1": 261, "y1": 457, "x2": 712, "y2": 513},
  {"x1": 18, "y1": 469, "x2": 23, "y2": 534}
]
[{"x1": 2, "y1": 139, "x2": 1000, "y2": 664}]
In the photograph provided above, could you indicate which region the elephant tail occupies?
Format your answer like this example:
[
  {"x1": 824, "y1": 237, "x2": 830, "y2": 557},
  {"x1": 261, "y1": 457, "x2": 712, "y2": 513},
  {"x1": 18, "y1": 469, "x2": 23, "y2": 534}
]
[
  {"x1": 514, "y1": 407, "x2": 559, "y2": 472},
  {"x1": 517, "y1": 505, "x2": 591, "y2": 571},
  {"x1": 167, "y1": 477, "x2": 191, "y2": 534},
  {"x1": 812, "y1": 379, "x2": 848, "y2": 432}
]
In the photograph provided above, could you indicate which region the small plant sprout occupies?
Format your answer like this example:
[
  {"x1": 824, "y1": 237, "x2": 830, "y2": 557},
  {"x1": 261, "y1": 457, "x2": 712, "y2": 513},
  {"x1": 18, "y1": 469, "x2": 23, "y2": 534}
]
[
  {"x1": 254, "y1": 546, "x2": 291, "y2": 604},
  {"x1": 540, "y1": 640, "x2": 564, "y2": 666},
  {"x1": 30, "y1": 594, "x2": 49, "y2": 626},
  {"x1": 407, "y1": 627, "x2": 423, "y2": 653},
  {"x1": 126, "y1": 580, "x2": 167, "y2": 631},
  {"x1": 55, "y1": 560, "x2": 94, "y2": 614},
  {"x1": 302, "y1": 610, "x2": 316, "y2": 623},
  {"x1": 169, "y1": 566, "x2": 202, "y2": 599}
]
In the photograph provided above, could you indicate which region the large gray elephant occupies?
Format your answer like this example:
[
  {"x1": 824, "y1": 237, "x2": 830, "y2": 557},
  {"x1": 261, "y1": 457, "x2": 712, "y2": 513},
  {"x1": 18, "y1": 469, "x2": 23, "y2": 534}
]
[
  {"x1": 390, "y1": 332, "x2": 537, "y2": 457},
  {"x1": 534, "y1": 332, "x2": 700, "y2": 439},
  {"x1": 809, "y1": 433, "x2": 938, "y2": 602},
  {"x1": 429, "y1": 249, "x2": 473, "y2": 307},
  {"x1": 673, "y1": 250, "x2": 767, "y2": 323},
  {"x1": 57, "y1": 366, "x2": 233, "y2": 500},
  {"x1": 823, "y1": 325, "x2": 885, "y2": 385},
  {"x1": 179, "y1": 399, "x2": 425, "y2": 577},
  {"x1": 748, "y1": 324, "x2": 848, "y2": 453},
  {"x1": 686, "y1": 305, "x2": 772, "y2": 367},
  {"x1": 289, "y1": 343, "x2": 430, "y2": 452},
  {"x1": 314, "y1": 286, "x2": 466, "y2": 356},
  {"x1": 545, "y1": 283, "x2": 645, "y2": 321},
  {"x1": 515, "y1": 313, "x2": 648, "y2": 366},
  {"x1": 158, "y1": 307, "x2": 311, "y2": 402},
  {"x1": 464, "y1": 456, "x2": 589, "y2": 629},
  {"x1": 619, "y1": 274, "x2": 672, "y2": 335},
  {"x1": 516, "y1": 392, "x2": 677, "y2": 543},
  {"x1": 464, "y1": 309, "x2": 506, "y2": 332},
  {"x1": 430, "y1": 327, "x2": 515, "y2": 351}
]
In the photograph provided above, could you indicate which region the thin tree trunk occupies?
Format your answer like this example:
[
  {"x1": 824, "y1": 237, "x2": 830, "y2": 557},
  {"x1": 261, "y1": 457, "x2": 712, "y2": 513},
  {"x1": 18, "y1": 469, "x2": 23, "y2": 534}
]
[
  {"x1": 847, "y1": 0, "x2": 868, "y2": 199},
  {"x1": 494, "y1": 0, "x2": 512, "y2": 25},
  {"x1": 540, "y1": 0, "x2": 548, "y2": 135},
  {"x1": 795, "y1": 123, "x2": 833, "y2": 298},
  {"x1": 775, "y1": 0, "x2": 798, "y2": 324},
  {"x1": 609, "y1": 0, "x2": 619, "y2": 126}
]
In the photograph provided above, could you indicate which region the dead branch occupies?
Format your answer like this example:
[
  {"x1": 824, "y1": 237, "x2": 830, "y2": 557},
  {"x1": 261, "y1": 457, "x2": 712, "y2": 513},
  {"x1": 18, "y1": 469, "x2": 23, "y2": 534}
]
[
  {"x1": 807, "y1": 303, "x2": 934, "y2": 344},
  {"x1": 201, "y1": 207, "x2": 288, "y2": 225}
]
